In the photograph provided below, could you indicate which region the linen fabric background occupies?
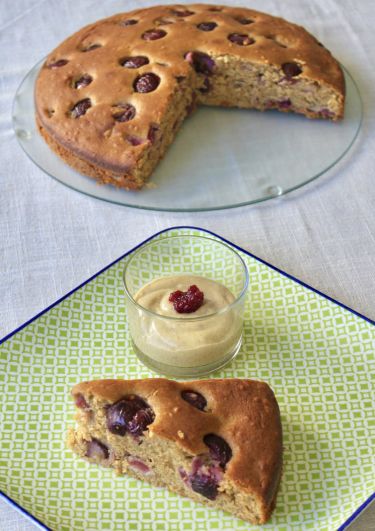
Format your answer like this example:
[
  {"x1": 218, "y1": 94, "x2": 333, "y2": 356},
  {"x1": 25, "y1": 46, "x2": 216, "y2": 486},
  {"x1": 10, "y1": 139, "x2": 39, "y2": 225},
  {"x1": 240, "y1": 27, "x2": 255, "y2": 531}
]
[{"x1": 0, "y1": 0, "x2": 374, "y2": 529}]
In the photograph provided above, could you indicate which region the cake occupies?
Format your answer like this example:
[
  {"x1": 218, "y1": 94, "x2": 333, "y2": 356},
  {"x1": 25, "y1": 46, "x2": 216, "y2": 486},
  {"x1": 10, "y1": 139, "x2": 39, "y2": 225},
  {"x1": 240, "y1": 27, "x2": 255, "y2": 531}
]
[
  {"x1": 67, "y1": 378, "x2": 283, "y2": 524},
  {"x1": 35, "y1": 4, "x2": 345, "y2": 190}
]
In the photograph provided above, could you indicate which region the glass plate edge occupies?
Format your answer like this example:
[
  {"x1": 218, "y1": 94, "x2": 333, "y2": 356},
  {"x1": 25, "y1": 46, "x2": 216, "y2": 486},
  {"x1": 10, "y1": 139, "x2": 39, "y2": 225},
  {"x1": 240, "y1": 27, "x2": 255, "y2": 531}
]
[{"x1": 12, "y1": 62, "x2": 363, "y2": 212}]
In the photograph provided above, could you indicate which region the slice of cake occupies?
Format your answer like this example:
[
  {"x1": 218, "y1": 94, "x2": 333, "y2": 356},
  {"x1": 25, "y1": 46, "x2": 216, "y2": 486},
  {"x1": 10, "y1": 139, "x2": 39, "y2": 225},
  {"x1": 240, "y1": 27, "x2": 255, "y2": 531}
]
[
  {"x1": 67, "y1": 378, "x2": 282, "y2": 524},
  {"x1": 35, "y1": 4, "x2": 345, "y2": 189}
]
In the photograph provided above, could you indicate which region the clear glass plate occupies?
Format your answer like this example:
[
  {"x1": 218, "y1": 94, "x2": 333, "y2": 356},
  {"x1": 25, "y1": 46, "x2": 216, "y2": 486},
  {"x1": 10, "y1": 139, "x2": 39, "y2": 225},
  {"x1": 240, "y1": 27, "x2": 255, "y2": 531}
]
[{"x1": 13, "y1": 60, "x2": 362, "y2": 212}]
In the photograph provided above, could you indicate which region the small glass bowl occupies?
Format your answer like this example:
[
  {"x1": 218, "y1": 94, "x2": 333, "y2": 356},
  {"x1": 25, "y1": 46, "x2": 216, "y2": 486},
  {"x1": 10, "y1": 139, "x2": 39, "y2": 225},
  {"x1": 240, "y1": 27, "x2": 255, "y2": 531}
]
[{"x1": 123, "y1": 234, "x2": 249, "y2": 377}]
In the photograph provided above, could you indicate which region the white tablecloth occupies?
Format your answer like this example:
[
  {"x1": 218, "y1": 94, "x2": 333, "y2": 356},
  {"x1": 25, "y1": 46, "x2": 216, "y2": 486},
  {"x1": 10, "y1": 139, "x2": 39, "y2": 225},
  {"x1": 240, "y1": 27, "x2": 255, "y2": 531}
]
[{"x1": 1, "y1": 0, "x2": 374, "y2": 529}]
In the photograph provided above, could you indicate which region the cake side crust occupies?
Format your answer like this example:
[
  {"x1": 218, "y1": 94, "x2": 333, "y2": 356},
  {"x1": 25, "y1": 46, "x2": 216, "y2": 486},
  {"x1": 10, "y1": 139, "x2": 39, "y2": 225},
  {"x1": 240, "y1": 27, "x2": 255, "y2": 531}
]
[{"x1": 37, "y1": 118, "x2": 143, "y2": 189}]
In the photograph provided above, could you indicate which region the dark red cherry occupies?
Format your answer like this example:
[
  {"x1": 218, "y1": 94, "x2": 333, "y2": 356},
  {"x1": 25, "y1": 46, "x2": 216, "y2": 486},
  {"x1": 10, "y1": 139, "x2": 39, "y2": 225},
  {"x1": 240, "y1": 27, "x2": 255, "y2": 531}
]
[
  {"x1": 171, "y1": 9, "x2": 194, "y2": 17},
  {"x1": 128, "y1": 409, "x2": 155, "y2": 436},
  {"x1": 70, "y1": 98, "x2": 91, "y2": 118},
  {"x1": 134, "y1": 73, "x2": 160, "y2": 93},
  {"x1": 120, "y1": 56, "x2": 149, "y2": 68},
  {"x1": 74, "y1": 74, "x2": 93, "y2": 89},
  {"x1": 181, "y1": 391, "x2": 207, "y2": 411},
  {"x1": 47, "y1": 59, "x2": 68, "y2": 68},
  {"x1": 235, "y1": 17, "x2": 254, "y2": 25},
  {"x1": 190, "y1": 472, "x2": 219, "y2": 500},
  {"x1": 126, "y1": 135, "x2": 144, "y2": 146},
  {"x1": 182, "y1": 457, "x2": 223, "y2": 500},
  {"x1": 204, "y1": 434, "x2": 232, "y2": 468},
  {"x1": 112, "y1": 103, "x2": 136, "y2": 122},
  {"x1": 142, "y1": 29, "x2": 167, "y2": 40},
  {"x1": 282, "y1": 62, "x2": 302, "y2": 78},
  {"x1": 106, "y1": 396, "x2": 154, "y2": 436},
  {"x1": 121, "y1": 19, "x2": 138, "y2": 26},
  {"x1": 228, "y1": 33, "x2": 255, "y2": 46},
  {"x1": 278, "y1": 99, "x2": 292, "y2": 108},
  {"x1": 184, "y1": 52, "x2": 215, "y2": 76},
  {"x1": 197, "y1": 22, "x2": 217, "y2": 31}
]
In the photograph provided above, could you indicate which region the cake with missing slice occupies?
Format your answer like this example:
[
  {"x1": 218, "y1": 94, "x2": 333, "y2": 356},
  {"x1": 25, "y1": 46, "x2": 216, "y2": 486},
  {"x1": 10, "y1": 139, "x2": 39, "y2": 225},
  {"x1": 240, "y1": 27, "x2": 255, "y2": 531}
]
[
  {"x1": 35, "y1": 4, "x2": 345, "y2": 189},
  {"x1": 67, "y1": 378, "x2": 282, "y2": 524}
]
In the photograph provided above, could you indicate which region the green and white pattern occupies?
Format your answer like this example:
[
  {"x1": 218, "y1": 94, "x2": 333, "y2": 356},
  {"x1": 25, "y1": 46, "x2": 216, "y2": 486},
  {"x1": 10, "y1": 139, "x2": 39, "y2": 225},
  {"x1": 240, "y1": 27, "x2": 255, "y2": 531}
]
[{"x1": 1, "y1": 227, "x2": 374, "y2": 531}]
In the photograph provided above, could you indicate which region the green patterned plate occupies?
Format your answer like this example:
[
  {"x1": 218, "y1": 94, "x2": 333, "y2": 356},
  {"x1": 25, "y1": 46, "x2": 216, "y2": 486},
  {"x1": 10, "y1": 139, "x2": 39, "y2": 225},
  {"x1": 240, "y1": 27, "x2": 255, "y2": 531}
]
[{"x1": 1, "y1": 227, "x2": 374, "y2": 531}]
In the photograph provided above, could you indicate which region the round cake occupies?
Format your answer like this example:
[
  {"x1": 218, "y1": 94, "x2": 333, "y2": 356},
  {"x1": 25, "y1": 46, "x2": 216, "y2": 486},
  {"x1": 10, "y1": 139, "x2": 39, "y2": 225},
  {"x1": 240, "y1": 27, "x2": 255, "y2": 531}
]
[{"x1": 35, "y1": 4, "x2": 345, "y2": 190}]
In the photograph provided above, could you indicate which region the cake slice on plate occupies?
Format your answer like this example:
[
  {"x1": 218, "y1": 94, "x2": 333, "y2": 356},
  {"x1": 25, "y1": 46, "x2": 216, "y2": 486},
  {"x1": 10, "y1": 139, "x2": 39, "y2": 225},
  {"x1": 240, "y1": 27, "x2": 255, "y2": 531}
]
[{"x1": 67, "y1": 378, "x2": 282, "y2": 524}]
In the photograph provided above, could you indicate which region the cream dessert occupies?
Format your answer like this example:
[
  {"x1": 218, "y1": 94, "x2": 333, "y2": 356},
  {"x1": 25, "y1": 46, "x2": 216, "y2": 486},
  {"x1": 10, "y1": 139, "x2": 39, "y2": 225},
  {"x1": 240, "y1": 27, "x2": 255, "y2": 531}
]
[{"x1": 127, "y1": 275, "x2": 243, "y2": 369}]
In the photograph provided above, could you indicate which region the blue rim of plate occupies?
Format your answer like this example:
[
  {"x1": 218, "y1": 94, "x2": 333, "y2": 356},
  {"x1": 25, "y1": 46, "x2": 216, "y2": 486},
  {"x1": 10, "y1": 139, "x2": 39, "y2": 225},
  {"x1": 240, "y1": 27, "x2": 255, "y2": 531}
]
[{"x1": 1, "y1": 226, "x2": 374, "y2": 531}]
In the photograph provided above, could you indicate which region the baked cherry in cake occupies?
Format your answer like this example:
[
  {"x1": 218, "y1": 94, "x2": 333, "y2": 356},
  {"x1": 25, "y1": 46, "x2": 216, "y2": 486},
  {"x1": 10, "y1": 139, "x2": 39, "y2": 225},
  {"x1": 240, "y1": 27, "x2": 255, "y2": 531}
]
[
  {"x1": 67, "y1": 378, "x2": 282, "y2": 524},
  {"x1": 35, "y1": 4, "x2": 345, "y2": 190}
]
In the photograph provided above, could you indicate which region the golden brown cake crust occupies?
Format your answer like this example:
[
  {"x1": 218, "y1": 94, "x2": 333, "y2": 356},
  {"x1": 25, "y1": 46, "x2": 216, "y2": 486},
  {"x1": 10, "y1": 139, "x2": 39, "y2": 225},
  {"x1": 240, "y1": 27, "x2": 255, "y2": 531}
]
[
  {"x1": 36, "y1": 117, "x2": 142, "y2": 189},
  {"x1": 72, "y1": 378, "x2": 283, "y2": 511},
  {"x1": 35, "y1": 4, "x2": 345, "y2": 187}
]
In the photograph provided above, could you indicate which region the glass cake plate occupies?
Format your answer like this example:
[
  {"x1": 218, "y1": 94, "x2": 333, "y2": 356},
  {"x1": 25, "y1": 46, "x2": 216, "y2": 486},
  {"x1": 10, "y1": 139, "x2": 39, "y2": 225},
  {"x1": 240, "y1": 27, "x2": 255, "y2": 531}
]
[
  {"x1": 13, "y1": 62, "x2": 362, "y2": 211},
  {"x1": 0, "y1": 227, "x2": 374, "y2": 531}
]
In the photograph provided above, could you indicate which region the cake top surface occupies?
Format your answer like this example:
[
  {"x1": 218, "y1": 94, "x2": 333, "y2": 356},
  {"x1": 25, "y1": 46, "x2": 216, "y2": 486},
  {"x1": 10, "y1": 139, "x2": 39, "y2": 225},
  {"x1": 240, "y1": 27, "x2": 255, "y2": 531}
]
[
  {"x1": 35, "y1": 4, "x2": 344, "y2": 173},
  {"x1": 72, "y1": 377, "x2": 283, "y2": 505}
]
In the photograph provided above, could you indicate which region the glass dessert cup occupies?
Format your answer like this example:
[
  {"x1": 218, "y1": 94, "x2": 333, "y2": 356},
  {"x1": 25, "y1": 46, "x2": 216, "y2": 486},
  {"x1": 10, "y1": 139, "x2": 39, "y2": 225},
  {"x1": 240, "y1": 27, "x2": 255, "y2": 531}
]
[{"x1": 123, "y1": 235, "x2": 249, "y2": 378}]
